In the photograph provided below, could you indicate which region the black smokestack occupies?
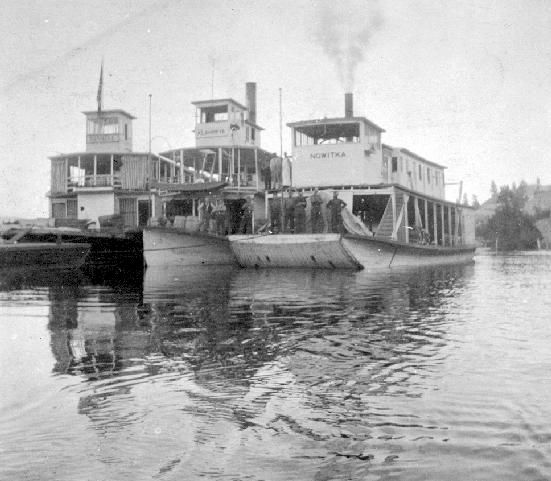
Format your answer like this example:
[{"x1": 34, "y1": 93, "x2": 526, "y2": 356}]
[
  {"x1": 246, "y1": 82, "x2": 257, "y2": 124},
  {"x1": 345, "y1": 92, "x2": 353, "y2": 118}
]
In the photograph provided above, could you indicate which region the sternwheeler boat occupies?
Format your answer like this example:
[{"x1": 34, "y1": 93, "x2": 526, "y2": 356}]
[{"x1": 228, "y1": 93, "x2": 476, "y2": 269}]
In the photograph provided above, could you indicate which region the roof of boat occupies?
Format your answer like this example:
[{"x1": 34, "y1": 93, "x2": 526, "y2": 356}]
[
  {"x1": 287, "y1": 116, "x2": 385, "y2": 133},
  {"x1": 192, "y1": 98, "x2": 248, "y2": 110},
  {"x1": 81, "y1": 109, "x2": 136, "y2": 119},
  {"x1": 48, "y1": 151, "x2": 162, "y2": 159}
]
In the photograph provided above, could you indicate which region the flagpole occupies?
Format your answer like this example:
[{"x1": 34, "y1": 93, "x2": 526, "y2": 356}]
[
  {"x1": 148, "y1": 94, "x2": 152, "y2": 156},
  {"x1": 279, "y1": 87, "x2": 283, "y2": 159}
]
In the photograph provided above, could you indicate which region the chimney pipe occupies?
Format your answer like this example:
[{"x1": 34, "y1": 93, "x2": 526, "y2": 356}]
[
  {"x1": 345, "y1": 92, "x2": 353, "y2": 118},
  {"x1": 246, "y1": 82, "x2": 257, "y2": 125}
]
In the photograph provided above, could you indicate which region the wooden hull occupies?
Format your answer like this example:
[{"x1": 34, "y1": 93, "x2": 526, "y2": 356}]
[
  {"x1": 229, "y1": 233, "x2": 475, "y2": 270},
  {"x1": 229, "y1": 234, "x2": 362, "y2": 269},
  {"x1": 0, "y1": 243, "x2": 90, "y2": 269},
  {"x1": 1, "y1": 228, "x2": 143, "y2": 266},
  {"x1": 143, "y1": 228, "x2": 235, "y2": 267},
  {"x1": 342, "y1": 235, "x2": 476, "y2": 269}
]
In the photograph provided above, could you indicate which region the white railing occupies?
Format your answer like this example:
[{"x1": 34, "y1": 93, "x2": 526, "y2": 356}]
[{"x1": 67, "y1": 174, "x2": 122, "y2": 189}]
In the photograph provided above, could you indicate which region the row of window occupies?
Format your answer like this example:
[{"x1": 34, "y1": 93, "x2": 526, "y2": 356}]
[
  {"x1": 86, "y1": 118, "x2": 129, "y2": 140},
  {"x1": 389, "y1": 156, "x2": 443, "y2": 186}
]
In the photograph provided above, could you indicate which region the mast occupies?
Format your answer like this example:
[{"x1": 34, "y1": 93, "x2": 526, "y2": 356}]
[{"x1": 279, "y1": 88, "x2": 283, "y2": 159}]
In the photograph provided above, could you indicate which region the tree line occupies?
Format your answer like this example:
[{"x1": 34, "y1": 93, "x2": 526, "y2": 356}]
[{"x1": 475, "y1": 180, "x2": 541, "y2": 250}]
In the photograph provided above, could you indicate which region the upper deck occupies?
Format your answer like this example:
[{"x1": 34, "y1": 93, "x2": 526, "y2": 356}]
[{"x1": 288, "y1": 94, "x2": 447, "y2": 200}]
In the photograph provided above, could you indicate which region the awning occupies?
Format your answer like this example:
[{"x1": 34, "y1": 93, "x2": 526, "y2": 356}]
[{"x1": 156, "y1": 181, "x2": 227, "y2": 193}]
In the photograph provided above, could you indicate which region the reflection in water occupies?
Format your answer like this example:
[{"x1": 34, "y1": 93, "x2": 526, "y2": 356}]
[{"x1": 3, "y1": 257, "x2": 551, "y2": 480}]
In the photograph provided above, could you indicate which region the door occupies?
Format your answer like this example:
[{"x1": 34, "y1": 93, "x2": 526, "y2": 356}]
[
  {"x1": 138, "y1": 200, "x2": 151, "y2": 227},
  {"x1": 119, "y1": 198, "x2": 137, "y2": 227}
]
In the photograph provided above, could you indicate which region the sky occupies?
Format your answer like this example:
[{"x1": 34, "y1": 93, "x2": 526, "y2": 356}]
[{"x1": 2, "y1": 0, "x2": 551, "y2": 217}]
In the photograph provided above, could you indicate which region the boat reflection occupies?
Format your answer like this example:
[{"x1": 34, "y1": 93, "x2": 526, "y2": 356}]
[{"x1": 41, "y1": 263, "x2": 474, "y2": 391}]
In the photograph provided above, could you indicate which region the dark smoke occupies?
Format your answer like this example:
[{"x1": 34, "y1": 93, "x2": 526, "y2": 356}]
[{"x1": 315, "y1": 0, "x2": 383, "y2": 92}]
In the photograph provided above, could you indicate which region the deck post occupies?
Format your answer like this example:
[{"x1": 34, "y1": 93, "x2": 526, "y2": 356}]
[
  {"x1": 254, "y1": 148, "x2": 259, "y2": 191},
  {"x1": 110, "y1": 154, "x2": 113, "y2": 185},
  {"x1": 448, "y1": 205, "x2": 453, "y2": 246},
  {"x1": 440, "y1": 204, "x2": 445, "y2": 246},
  {"x1": 391, "y1": 189, "x2": 397, "y2": 232},
  {"x1": 93, "y1": 154, "x2": 97, "y2": 186},
  {"x1": 265, "y1": 189, "x2": 269, "y2": 223},
  {"x1": 423, "y1": 199, "x2": 429, "y2": 232},
  {"x1": 433, "y1": 202, "x2": 438, "y2": 245},
  {"x1": 404, "y1": 193, "x2": 409, "y2": 243},
  {"x1": 237, "y1": 149, "x2": 241, "y2": 190},
  {"x1": 180, "y1": 149, "x2": 184, "y2": 182},
  {"x1": 218, "y1": 147, "x2": 222, "y2": 181}
]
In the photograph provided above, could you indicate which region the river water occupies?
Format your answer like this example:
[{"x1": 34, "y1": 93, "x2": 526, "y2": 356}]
[{"x1": 1, "y1": 253, "x2": 550, "y2": 481}]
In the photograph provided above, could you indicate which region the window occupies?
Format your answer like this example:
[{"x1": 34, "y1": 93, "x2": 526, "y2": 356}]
[
  {"x1": 201, "y1": 105, "x2": 228, "y2": 123},
  {"x1": 87, "y1": 117, "x2": 119, "y2": 135},
  {"x1": 399, "y1": 157, "x2": 403, "y2": 172},
  {"x1": 392, "y1": 156, "x2": 398, "y2": 173},
  {"x1": 418, "y1": 164, "x2": 422, "y2": 181},
  {"x1": 251, "y1": 128, "x2": 256, "y2": 141},
  {"x1": 294, "y1": 122, "x2": 360, "y2": 146},
  {"x1": 124, "y1": 124, "x2": 128, "y2": 140}
]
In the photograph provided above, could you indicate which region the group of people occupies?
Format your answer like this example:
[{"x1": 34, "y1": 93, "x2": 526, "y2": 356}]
[
  {"x1": 198, "y1": 197, "x2": 228, "y2": 236},
  {"x1": 197, "y1": 189, "x2": 348, "y2": 237},
  {"x1": 270, "y1": 189, "x2": 347, "y2": 234}
]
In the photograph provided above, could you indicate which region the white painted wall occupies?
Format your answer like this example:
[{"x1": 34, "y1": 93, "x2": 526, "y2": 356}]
[
  {"x1": 292, "y1": 143, "x2": 383, "y2": 187},
  {"x1": 77, "y1": 192, "x2": 115, "y2": 229}
]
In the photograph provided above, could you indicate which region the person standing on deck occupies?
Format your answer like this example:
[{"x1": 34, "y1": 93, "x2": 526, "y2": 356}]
[
  {"x1": 240, "y1": 196, "x2": 255, "y2": 234},
  {"x1": 262, "y1": 158, "x2": 272, "y2": 191},
  {"x1": 283, "y1": 189, "x2": 296, "y2": 233},
  {"x1": 213, "y1": 199, "x2": 227, "y2": 235},
  {"x1": 310, "y1": 188, "x2": 323, "y2": 233},
  {"x1": 326, "y1": 191, "x2": 347, "y2": 234},
  {"x1": 198, "y1": 198, "x2": 208, "y2": 232},
  {"x1": 270, "y1": 191, "x2": 282, "y2": 233},
  {"x1": 294, "y1": 191, "x2": 307, "y2": 233}
]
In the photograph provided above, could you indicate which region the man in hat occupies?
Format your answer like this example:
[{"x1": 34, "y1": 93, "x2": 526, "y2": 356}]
[
  {"x1": 326, "y1": 191, "x2": 347, "y2": 234},
  {"x1": 310, "y1": 188, "x2": 323, "y2": 233}
]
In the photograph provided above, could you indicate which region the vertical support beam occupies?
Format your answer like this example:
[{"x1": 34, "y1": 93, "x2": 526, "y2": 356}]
[
  {"x1": 237, "y1": 148, "x2": 241, "y2": 190},
  {"x1": 440, "y1": 203, "x2": 445, "y2": 246},
  {"x1": 414, "y1": 196, "x2": 420, "y2": 227},
  {"x1": 110, "y1": 154, "x2": 114, "y2": 185},
  {"x1": 391, "y1": 189, "x2": 396, "y2": 229},
  {"x1": 448, "y1": 205, "x2": 453, "y2": 246},
  {"x1": 265, "y1": 189, "x2": 269, "y2": 223},
  {"x1": 433, "y1": 202, "x2": 438, "y2": 246},
  {"x1": 93, "y1": 154, "x2": 97, "y2": 186},
  {"x1": 404, "y1": 193, "x2": 409, "y2": 243},
  {"x1": 218, "y1": 147, "x2": 222, "y2": 181},
  {"x1": 180, "y1": 149, "x2": 184, "y2": 183},
  {"x1": 254, "y1": 148, "x2": 259, "y2": 191},
  {"x1": 424, "y1": 200, "x2": 428, "y2": 231}
]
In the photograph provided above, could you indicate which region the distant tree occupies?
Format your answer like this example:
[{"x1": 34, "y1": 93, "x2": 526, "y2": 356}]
[
  {"x1": 471, "y1": 195, "x2": 480, "y2": 209},
  {"x1": 490, "y1": 180, "x2": 498, "y2": 198},
  {"x1": 477, "y1": 183, "x2": 540, "y2": 250},
  {"x1": 462, "y1": 193, "x2": 469, "y2": 206}
]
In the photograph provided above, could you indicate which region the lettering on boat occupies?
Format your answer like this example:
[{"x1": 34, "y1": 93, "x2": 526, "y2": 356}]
[
  {"x1": 196, "y1": 128, "x2": 227, "y2": 137},
  {"x1": 310, "y1": 152, "x2": 347, "y2": 159}
]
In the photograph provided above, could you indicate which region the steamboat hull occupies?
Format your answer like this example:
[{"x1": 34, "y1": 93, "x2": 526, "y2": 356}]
[
  {"x1": 229, "y1": 234, "x2": 362, "y2": 269},
  {"x1": 342, "y1": 235, "x2": 476, "y2": 269},
  {"x1": 0, "y1": 243, "x2": 90, "y2": 269},
  {"x1": 229, "y1": 233, "x2": 475, "y2": 270},
  {"x1": 143, "y1": 228, "x2": 235, "y2": 267}
]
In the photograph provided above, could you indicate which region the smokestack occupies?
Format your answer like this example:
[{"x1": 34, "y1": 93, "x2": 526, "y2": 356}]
[
  {"x1": 246, "y1": 82, "x2": 257, "y2": 124},
  {"x1": 345, "y1": 92, "x2": 353, "y2": 118}
]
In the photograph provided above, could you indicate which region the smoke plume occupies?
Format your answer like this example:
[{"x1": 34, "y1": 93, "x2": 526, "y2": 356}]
[{"x1": 315, "y1": 0, "x2": 383, "y2": 92}]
